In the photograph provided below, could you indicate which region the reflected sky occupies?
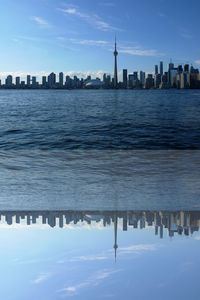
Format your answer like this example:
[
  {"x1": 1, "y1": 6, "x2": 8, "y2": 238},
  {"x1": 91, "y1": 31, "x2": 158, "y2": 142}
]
[
  {"x1": 0, "y1": 210, "x2": 200, "y2": 299},
  {"x1": 1, "y1": 150, "x2": 200, "y2": 299}
]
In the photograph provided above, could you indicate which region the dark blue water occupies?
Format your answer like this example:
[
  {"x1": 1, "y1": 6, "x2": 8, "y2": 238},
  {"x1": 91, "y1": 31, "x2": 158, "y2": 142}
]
[{"x1": 1, "y1": 89, "x2": 200, "y2": 150}]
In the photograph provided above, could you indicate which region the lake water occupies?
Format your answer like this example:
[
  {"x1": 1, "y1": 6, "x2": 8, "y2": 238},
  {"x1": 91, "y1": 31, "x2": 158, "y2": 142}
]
[
  {"x1": 0, "y1": 89, "x2": 200, "y2": 299},
  {"x1": 0, "y1": 89, "x2": 200, "y2": 150}
]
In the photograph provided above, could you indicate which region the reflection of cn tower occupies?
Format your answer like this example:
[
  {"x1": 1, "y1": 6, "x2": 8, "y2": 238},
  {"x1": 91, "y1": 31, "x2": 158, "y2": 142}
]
[{"x1": 113, "y1": 213, "x2": 118, "y2": 262}]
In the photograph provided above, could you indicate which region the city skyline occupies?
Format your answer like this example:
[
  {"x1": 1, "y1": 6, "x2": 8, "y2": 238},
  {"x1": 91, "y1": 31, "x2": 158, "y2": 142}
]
[
  {"x1": 1, "y1": 55, "x2": 199, "y2": 89},
  {"x1": 0, "y1": 0, "x2": 200, "y2": 78}
]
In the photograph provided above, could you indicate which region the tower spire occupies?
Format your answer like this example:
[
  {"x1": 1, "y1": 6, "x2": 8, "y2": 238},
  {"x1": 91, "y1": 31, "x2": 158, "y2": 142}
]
[
  {"x1": 113, "y1": 213, "x2": 118, "y2": 262},
  {"x1": 113, "y1": 36, "x2": 118, "y2": 88}
]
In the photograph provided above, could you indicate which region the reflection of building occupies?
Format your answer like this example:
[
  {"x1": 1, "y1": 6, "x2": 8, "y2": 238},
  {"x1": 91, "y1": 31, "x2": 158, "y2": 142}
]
[
  {"x1": 1, "y1": 210, "x2": 200, "y2": 261},
  {"x1": 1, "y1": 210, "x2": 200, "y2": 237}
]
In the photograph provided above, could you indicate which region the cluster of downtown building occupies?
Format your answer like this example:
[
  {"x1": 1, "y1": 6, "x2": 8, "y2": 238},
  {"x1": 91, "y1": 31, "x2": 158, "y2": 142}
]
[{"x1": 1, "y1": 61, "x2": 200, "y2": 90}]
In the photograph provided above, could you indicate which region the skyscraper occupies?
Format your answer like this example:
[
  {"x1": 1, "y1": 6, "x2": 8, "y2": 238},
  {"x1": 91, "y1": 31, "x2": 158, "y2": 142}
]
[
  {"x1": 113, "y1": 37, "x2": 118, "y2": 88},
  {"x1": 155, "y1": 65, "x2": 158, "y2": 75},
  {"x1": 27, "y1": 75, "x2": 31, "y2": 87},
  {"x1": 160, "y1": 61, "x2": 163, "y2": 76},
  {"x1": 123, "y1": 69, "x2": 127, "y2": 88},
  {"x1": 59, "y1": 72, "x2": 64, "y2": 88}
]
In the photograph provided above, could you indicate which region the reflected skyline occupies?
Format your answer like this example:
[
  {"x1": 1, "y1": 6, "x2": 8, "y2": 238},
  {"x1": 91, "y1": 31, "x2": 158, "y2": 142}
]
[{"x1": 1, "y1": 209, "x2": 200, "y2": 238}]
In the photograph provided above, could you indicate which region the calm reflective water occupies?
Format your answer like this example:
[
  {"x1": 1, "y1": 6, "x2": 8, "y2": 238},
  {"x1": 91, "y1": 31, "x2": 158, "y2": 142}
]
[{"x1": 0, "y1": 90, "x2": 200, "y2": 299}]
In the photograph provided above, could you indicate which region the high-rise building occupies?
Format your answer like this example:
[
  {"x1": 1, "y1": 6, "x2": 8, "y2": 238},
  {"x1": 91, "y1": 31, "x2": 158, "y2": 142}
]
[
  {"x1": 16, "y1": 77, "x2": 20, "y2": 87},
  {"x1": 128, "y1": 74, "x2": 134, "y2": 88},
  {"x1": 160, "y1": 61, "x2": 163, "y2": 76},
  {"x1": 59, "y1": 72, "x2": 64, "y2": 88},
  {"x1": 6, "y1": 75, "x2": 13, "y2": 87},
  {"x1": 123, "y1": 69, "x2": 127, "y2": 88},
  {"x1": 32, "y1": 76, "x2": 37, "y2": 88},
  {"x1": 168, "y1": 60, "x2": 174, "y2": 71},
  {"x1": 42, "y1": 76, "x2": 47, "y2": 87},
  {"x1": 184, "y1": 64, "x2": 189, "y2": 72},
  {"x1": 113, "y1": 37, "x2": 118, "y2": 88},
  {"x1": 177, "y1": 65, "x2": 183, "y2": 73},
  {"x1": 27, "y1": 75, "x2": 31, "y2": 87},
  {"x1": 155, "y1": 74, "x2": 161, "y2": 88},
  {"x1": 48, "y1": 72, "x2": 56, "y2": 88},
  {"x1": 155, "y1": 65, "x2": 158, "y2": 75},
  {"x1": 140, "y1": 71, "x2": 145, "y2": 86}
]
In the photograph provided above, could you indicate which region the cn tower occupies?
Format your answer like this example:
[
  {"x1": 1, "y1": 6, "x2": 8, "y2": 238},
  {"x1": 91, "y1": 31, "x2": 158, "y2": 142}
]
[{"x1": 113, "y1": 36, "x2": 118, "y2": 88}]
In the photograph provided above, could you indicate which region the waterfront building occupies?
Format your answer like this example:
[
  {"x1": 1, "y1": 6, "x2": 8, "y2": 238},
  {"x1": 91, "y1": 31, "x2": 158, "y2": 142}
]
[
  {"x1": 155, "y1": 65, "x2": 158, "y2": 75},
  {"x1": 160, "y1": 61, "x2": 163, "y2": 76},
  {"x1": 42, "y1": 76, "x2": 47, "y2": 87},
  {"x1": 155, "y1": 73, "x2": 161, "y2": 88},
  {"x1": 15, "y1": 76, "x2": 20, "y2": 88},
  {"x1": 27, "y1": 75, "x2": 31, "y2": 87},
  {"x1": 123, "y1": 69, "x2": 127, "y2": 88},
  {"x1": 180, "y1": 72, "x2": 190, "y2": 89},
  {"x1": 103, "y1": 73, "x2": 107, "y2": 84},
  {"x1": 170, "y1": 69, "x2": 178, "y2": 88},
  {"x1": 32, "y1": 76, "x2": 37, "y2": 88},
  {"x1": 145, "y1": 74, "x2": 154, "y2": 89},
  {"x1": 184, "y1": 64, "x2": 189, "y2": 72},
  {"x1": 168, "y1": 60, "x2": 175, "y2": 84},
  {"x1": 48, "y1": 72, "x2": 56, "y2": 88},
  {"x1": 128, "y1": 74, "x2": 134, "y2": 88},
  {"x1": 140, "y1": 71, "x2": 145, "y2": 86},
  {"x1": 5, "y1": 75, "x2": 13, "y2": 87},
  {"x1": 59, "y1": 72, "x2": 64, "y2": 88}
]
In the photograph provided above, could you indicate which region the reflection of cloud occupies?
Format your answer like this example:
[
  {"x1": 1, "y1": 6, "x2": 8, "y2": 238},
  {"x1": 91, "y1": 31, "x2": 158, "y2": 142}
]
[
  {"x1": 58, "y1": 6, "x2": 119, "y2": 31},
  {"x1": 32, "y1": 272, "x2": 51, "y2": 284},
  {"x1": 58, "y1": 269, "x2": 121, "y2": 296},
  {"x1": 180, "y1": 262, "x2": 193, "y2": 272},
  {"x1": 119, "y1": 244, "x2": 157, "y2": 254},
  {"x1": 69, "y1": 255, "x2": 108, "y2": 262}
]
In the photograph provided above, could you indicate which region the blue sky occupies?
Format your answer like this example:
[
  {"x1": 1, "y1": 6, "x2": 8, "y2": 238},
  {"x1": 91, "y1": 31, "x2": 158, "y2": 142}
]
[{"x1": 0, "y1": 0, "x2": 200, "y2": 80}]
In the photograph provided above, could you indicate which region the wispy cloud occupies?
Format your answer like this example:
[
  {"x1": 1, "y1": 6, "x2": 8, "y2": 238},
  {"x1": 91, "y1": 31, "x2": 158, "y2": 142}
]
[
  {"x1": 30, "y1": 16, "x2": 51, "y2": 28},
  {"x1": 57, "y1": 37, "x2": 109, "y2": 47},
  {"x1": 181, "y1": 33, "x2": 194, "y2": 39},
  {"x1": 119, "y1": 46, "x2": 163, "y2": 57},
  {"x1": 57, "y1": 36, "x2": 163, "y2": 57},
  {"x1": 32, "y1": 272, "x2": 51, "y2": 284},
  {"x1": 180, "y1": 28, "x2": 194, "y2": 39},
  {"x1": 99, "y1": 2, "x2": 115, "y2": 7},
  {"x1": 58, "y1": 6, "x2": 120, "y2": 31},
  {"x1": 158, "y1": 12, "x2": 166, "y2": 18}
]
